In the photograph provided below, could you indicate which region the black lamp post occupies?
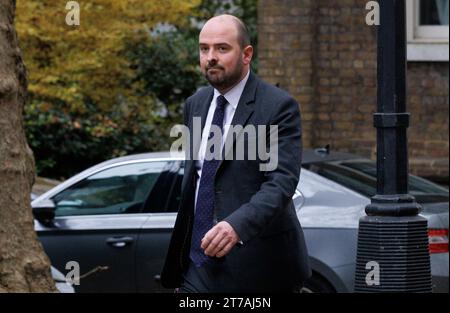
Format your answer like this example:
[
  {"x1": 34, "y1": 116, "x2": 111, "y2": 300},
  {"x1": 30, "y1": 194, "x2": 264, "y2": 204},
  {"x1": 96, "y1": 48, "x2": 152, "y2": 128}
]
[{"x1": 354, "y1": 0, "x2": 432, "y2": 292}]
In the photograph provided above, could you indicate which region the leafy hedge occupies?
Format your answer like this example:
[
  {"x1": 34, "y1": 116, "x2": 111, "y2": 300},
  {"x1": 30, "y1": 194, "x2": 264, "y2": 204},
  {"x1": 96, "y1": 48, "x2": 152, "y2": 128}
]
[{"x1": 23, "y1": 0, "x2": 258, "y2": 180}]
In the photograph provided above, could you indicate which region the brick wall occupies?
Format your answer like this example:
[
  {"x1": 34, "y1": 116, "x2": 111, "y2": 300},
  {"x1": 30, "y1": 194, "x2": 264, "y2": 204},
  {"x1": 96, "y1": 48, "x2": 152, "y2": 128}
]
[
  {"x1": 258, "y1": 0, "x2": 317, "y2": 149},
  {"x1": 258, "y1": 0, "x2": 449, "y2": 183},
  {"x1": 408, "y1": 62, "x2": 449, "y2": 182}
]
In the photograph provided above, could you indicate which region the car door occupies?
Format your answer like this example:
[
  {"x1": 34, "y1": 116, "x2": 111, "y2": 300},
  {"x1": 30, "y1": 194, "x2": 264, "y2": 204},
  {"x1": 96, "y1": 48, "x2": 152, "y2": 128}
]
[
  {"x1": 36, "y1": 160, "x2": 173, "y2": 293},
  {"x1": 135, "y1": 161, "x2": 183, "y2": 292}
]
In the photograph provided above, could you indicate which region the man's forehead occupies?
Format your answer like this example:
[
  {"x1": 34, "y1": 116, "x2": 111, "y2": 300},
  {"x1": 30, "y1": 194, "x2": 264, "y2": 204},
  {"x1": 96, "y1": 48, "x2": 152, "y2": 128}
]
[{"x1": 199, "y1": 20, "x2": 239, "y2": 44}]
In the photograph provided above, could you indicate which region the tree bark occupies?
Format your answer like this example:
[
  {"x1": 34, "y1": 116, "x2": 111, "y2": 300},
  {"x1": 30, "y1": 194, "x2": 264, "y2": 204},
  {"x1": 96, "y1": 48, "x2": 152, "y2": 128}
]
[{"x1": 0, "y1": 0, "x2": 57, "y2": 292}]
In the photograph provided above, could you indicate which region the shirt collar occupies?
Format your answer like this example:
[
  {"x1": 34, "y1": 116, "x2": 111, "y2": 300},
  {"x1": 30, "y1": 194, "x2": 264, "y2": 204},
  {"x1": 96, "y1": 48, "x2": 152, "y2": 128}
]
[{"x1": 213, "y1": 70, "x2": 250, "y2": 110}]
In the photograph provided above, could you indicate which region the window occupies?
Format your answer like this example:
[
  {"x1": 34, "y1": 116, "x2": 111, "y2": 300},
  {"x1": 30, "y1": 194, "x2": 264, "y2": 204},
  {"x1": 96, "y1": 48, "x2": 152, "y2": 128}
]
[
  {"x1": 164, "y1": 166, "x2": 184, "y2": 213},
  {"x1": 420, "y1": 0, "x2": 449, "y2": 25},
  {"x1": 53, "y1": 161, "x2": 171, "y2": 216},
  {"x1": 415, "y1": 0, "x2": 449, "y2": 40},
  {"x1": 407, "y1": 0, "x2": 449, "y2": 61},
  {"x1": 143, "y1": 162, "x2": 183, "y2": 213}
]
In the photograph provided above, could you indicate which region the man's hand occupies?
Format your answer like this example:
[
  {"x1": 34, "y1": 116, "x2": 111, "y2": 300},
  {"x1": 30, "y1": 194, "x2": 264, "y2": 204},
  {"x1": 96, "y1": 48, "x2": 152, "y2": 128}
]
[{"x1": 201, "y1": 221, "x2": 240, "y2": 258}]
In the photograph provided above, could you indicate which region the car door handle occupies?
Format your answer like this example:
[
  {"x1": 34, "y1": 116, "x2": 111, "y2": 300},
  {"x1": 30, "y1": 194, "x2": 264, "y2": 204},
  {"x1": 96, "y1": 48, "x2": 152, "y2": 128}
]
[{"x1": 106, "y1": 236, "x2": 134, "y2": 248}]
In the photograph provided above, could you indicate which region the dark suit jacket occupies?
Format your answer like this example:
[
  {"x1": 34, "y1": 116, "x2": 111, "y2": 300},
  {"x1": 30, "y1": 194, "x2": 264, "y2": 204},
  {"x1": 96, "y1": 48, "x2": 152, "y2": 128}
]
[{"x1": 161, "y1": 72, "x2": 311, "y2": 292}]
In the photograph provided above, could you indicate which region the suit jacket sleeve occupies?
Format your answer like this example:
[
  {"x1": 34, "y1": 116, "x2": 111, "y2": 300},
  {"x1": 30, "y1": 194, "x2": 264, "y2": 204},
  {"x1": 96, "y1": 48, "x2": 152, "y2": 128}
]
[{"x1": 224, "y1": 96, "x2": 302, "y2": 243}]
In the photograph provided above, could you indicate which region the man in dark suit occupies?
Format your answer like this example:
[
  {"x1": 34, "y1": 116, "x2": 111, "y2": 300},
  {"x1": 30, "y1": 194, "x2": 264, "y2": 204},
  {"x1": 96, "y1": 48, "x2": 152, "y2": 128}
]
[{"x1": 161, "y1": 14, "x2": 311, "y2": 293}]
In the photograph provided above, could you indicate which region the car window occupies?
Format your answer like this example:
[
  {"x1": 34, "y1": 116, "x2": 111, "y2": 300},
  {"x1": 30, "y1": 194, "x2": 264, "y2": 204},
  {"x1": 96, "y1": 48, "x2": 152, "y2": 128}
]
[
  {"x1": 142, "y1": 161, "x2": 182, "y2": 213},
  {"x1": 165, "y1": 165, "x2": 184, "y2": 213},
  {"x1": 52, "y1": 161, "x2": 171, "y2": 216},
  {"x1": 304, "y1": 160, "x2": 449, "y2": 203}
]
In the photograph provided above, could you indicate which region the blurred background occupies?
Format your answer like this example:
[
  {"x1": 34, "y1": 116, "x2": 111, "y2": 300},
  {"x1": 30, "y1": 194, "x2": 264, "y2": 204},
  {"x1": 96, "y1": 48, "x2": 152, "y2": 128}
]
[
  {"x1": 17, "y1": 0, "x2": 257, "y2": 181},
  {"x1": 17, "y1": 0, "x2": 448, "y2": 188}
]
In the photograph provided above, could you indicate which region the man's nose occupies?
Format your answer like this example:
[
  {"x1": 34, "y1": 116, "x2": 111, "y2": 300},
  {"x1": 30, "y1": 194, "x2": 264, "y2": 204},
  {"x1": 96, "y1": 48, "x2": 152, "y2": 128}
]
[{"x1": 207, "y1": 49, "x2": 218, "y2": 63}]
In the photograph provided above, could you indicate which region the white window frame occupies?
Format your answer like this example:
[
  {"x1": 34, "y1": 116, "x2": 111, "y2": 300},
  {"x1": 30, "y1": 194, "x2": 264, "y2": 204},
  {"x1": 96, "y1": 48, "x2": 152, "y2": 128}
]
[{"x1": 406, "y1": 0, "x2": 449, "y2": 61}]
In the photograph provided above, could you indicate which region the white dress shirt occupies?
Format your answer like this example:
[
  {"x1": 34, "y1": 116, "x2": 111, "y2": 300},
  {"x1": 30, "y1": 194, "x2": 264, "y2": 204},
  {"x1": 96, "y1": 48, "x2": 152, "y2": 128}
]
[{"x1": 194, "y1": 70, "x2": 250, "y2": 209}]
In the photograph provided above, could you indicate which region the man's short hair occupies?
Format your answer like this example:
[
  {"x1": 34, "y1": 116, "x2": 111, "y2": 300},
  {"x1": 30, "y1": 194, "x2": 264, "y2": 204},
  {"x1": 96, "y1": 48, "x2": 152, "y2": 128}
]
[{"x1": 233, "y1": 17, "x2": 251, "y2": 49}]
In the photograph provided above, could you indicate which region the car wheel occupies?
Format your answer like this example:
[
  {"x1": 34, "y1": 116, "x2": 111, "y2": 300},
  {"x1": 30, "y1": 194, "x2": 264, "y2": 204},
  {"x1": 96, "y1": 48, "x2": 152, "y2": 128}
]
[{"x1": 296, "y1": 274, "x2": 336, "y2": 293}]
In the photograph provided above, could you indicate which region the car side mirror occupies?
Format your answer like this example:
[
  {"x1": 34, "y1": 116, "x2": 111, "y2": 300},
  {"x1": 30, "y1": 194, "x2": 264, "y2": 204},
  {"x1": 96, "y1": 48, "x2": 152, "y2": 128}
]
[{"x1": 32, "y1": 199, "x2": 56, "y2": 225}]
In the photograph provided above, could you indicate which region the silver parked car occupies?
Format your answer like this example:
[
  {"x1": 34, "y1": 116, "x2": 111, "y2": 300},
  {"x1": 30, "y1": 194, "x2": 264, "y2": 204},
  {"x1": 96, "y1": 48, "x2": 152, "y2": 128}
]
[{"x1": 32, "y1": 149, "x2": 448, "y2": 293}]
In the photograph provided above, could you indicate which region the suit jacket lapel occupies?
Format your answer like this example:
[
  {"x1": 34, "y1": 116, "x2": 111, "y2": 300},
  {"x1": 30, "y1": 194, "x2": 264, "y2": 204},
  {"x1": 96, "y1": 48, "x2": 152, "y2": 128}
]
[
  {"x1": 183, "y1": 87, "x2": 212, "y2": 194},
  {"x1": 219, "y1": 72, "x2": 258, "y2": 169},
  {"x1": 192, "y1": 87, "x2": 214, "y2": 161}
]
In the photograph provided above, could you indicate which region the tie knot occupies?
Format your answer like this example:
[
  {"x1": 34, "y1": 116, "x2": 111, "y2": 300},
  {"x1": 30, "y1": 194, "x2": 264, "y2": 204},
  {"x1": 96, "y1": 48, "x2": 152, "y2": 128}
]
[{"x1": 216, "y1": 95, "x2": 228, "y2": 110}]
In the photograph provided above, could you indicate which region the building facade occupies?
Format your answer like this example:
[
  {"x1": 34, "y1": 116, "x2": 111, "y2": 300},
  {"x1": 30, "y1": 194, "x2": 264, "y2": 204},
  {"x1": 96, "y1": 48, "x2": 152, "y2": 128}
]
[{"x1": 258, "y1": 0, "x2": 449, "y2": 183}]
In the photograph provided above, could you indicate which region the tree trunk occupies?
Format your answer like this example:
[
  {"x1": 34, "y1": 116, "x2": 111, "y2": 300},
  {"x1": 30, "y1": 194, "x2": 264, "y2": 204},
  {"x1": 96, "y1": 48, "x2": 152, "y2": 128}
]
[{"x1": 0, "y1": 0, "x2": 57, "y2": 292}]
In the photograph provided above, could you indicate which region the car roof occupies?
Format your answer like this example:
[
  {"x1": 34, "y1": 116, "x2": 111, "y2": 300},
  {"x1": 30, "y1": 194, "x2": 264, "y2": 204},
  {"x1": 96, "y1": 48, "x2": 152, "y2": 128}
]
[
  {"x1": 91, "y1": 151, "x2": 183, "y2": 168},
  {"x1": 302, "y1": 149, "x2": 362, "y2": 164},
  {"x1": 92, "y1": 149, "x2": 362, "y2": 168}
]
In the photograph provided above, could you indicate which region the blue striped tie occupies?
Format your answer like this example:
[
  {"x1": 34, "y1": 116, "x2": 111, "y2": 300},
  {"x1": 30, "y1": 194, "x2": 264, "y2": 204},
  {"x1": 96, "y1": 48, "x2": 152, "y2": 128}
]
[{"x1": 190, "y1": 95, "x2": 228, "y2": 267}]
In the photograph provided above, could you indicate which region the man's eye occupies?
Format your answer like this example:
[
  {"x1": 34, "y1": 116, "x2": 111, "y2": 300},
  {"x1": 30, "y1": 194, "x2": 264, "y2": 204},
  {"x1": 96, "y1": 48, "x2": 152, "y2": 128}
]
[
  {"x1": 200, "y1": 47, "x2": 209, "y2": 52},
  {"x1": 219, "y1": 47, "x2": 228, "y2": 52}
]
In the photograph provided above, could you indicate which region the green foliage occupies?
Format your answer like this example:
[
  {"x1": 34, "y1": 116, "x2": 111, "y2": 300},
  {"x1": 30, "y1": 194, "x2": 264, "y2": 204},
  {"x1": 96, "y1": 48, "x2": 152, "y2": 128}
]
[
  {"x1": 21, "y1": 0, "x2": 258, "y2": 179},
  {"x1": 25, "y1": 98, "x2": 169, "y2": 179},
  {"x1": 125, "y1": 30, "x2": 207, "y2": 117}
]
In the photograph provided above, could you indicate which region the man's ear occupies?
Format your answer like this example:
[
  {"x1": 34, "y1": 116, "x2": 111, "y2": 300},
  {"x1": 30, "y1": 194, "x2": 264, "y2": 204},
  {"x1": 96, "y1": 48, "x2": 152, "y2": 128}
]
[{"x1": 242, "y1": 45, "x2": 253, "y2": 65}]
